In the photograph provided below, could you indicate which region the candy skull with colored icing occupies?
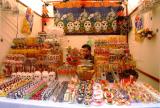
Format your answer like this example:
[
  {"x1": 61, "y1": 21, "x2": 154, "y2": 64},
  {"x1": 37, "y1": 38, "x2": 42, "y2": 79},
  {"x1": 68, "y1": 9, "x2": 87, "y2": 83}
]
[
  {"x1": 74, "y1": 21, "x2": 80, "y2": 31},
  {"x1": 57, "y1": 21, "x2": 64, "y2": 29},
  {"x1": 102, "y1": 21, "x2": 108, "y2": 31},
  {"x1": 49, "y1": 71, "x2": 56, "y2": 81},
  {"x1": 84, "y1": 21, "x2": 92, "y2": 32},
  {"x1": 94, "y1": 21, "x2": 102, "y2": 32},
  {"x1": 34, "y1": 71, "x2": 42, "y2": 80},
  {"x1": 67, "y1": 22, "x2": 74, "y2": 32},
  {"x1": 42, "y1": 71, "x2": 49, "y2": 82}
]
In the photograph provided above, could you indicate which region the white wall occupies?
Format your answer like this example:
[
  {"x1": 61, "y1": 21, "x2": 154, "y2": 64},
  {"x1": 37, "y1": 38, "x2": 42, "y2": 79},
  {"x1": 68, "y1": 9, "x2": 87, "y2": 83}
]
[
  {"x1": 128, "y1": 6, "x2": 160, "y2": 78},
  {"x1": 128, "y1": 0, "x2": 140, "y2": 14},
  {"x1": 0, "y1": 3, "x2": 42, "y2": 70}
]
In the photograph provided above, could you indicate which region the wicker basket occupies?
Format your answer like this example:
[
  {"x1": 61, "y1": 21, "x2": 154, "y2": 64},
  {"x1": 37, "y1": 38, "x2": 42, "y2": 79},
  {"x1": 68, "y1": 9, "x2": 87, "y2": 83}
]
[{"x1": 76, "y1": 65, "x2": 95, "y2": 80}]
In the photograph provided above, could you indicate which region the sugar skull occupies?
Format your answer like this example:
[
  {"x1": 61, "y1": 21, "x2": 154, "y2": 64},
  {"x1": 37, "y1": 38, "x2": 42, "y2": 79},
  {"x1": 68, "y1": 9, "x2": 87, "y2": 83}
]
[
  {"x1": 26, "y1": 72, "x2": 33, "y2": 80},
  {"x1": 34, "y1": 71, "x2": 41, "y2": 81},
  {"x1": 74, "y1": 21, "x2": 80, "y2": 31},
  {"x1": 16, "y1": 72, "x2": 22, "y2": 78},
  {"x1": 67, "y1": 22, "x2": 74, "y2": 32},
  {"x1": 42, "y1": 71, "x2": 49, "y2": 82},
  {"x1": 94, "y1": 21, "x2": 102, "y2": 32},
  {"x1": 57, "y1": 21, "x2": 64, "y2": 29},
  {"x1": 22, "y1": 72, "x2": 27, "y2": 79},
  {"x1": 11, "y1": 73, "x2": 17, "y2": 78},
  {"x1": 101, "y1": 21, "x2": 108, "y2": 31},
  {"x1": 84, "y1": 21, "x2": 92, "y2": 32},
  {"x1": 49, "y1": 71, "x2": 56, "y2": 81}
]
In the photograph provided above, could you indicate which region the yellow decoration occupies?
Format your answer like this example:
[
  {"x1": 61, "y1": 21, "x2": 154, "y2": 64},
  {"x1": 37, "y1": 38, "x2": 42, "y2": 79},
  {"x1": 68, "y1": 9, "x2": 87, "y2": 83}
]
[{"x1": 21, "y1": 18, "x2": 31, "y2": 35}]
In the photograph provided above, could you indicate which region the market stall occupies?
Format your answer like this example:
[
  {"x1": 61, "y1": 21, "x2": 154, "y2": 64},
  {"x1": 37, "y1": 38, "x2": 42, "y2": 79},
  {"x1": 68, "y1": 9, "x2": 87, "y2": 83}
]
[{"x1": 0, "y1": 0, "x2": 160, "y2": 108}]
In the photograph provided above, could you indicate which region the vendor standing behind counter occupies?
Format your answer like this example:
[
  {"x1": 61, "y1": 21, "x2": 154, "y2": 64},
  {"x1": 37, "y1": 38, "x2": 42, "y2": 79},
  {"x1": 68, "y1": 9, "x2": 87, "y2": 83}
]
[{"x1": 81, "y1": 44, "x2": 94, "y2": 63}]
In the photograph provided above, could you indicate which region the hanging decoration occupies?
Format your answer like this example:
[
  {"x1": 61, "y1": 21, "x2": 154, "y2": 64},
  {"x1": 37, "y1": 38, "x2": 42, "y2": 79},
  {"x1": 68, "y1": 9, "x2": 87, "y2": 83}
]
[
  {"x1": 21, "y1": 7, "x2": 34, "y2": 35},
  {"x1": 42, "y1": 4, "x2": 49, "y2": 26},
  {"x1": 135, "y1": 15, "x2": 143, "y2": 32},
  {"x1": 137, "y1": 28, "x2": 155, "y2": 40},
  {"x1": 53, "y1": 1, "x2": 129, "y2": 35},
  {"x1": 134, "y1": 15, "x2": 145, "y2": 42}
]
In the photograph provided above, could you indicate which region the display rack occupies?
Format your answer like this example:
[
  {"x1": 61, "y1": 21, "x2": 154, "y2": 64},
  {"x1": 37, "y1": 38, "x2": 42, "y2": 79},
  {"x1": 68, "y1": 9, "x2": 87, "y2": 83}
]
[
  {"x1": 2, "y1": 36, "x2": 63, "y2": 78},
  {"x1": 94, "y1": 36, "x2": 135, "y2": 82}
]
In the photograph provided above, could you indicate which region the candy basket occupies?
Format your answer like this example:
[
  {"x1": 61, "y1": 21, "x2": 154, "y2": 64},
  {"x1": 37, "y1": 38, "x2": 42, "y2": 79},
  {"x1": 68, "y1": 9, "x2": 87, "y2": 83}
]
[{"x1": 76, "y1": 61, "x2": 95, "y2": 80}]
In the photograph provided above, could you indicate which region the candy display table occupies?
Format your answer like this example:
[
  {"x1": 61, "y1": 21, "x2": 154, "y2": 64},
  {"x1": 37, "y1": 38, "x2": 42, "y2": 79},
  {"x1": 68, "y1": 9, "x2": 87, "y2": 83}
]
[{"x1": 0, "y1": 97, "x2": 159, "y2": 108}]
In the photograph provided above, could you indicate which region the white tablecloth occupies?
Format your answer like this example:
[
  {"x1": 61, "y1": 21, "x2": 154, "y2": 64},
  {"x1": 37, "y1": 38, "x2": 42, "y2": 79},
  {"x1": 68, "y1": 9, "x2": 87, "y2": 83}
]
[{"x1": 0, "y1": 97, "x2": 160, "y2": 108}]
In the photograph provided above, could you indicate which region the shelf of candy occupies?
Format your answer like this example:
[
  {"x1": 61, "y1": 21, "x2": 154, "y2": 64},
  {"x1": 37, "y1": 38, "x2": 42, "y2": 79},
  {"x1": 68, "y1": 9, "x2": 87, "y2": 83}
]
[
  {"x1": 56, "y1": 64, "x2": 76, "y2": 80},
  {"x1": 92, "y1": 82, "x2": 104, "y2": 106},
  {"x1": 0, "y1": 77, "x2": 32, "y2": 97},
  {"x1": 103, "y1": 81, "x2": 160, "y2": 105},
  {"x1": 2, "y1": 36, "x2": 63, "y2": 77},
  {"x1": 123, "y1": 82, "x2": 160, "y2": 104},
  {"x1": 0, "y1": 76, "x2": 159, "y2": 106},
  {"x1": 52, "y1": 81, "x2": 68, "y2": 102},
  {"x1": 7, "y1": 80, "x2": 39, "y2": 99},
  {"x1": 66, "y1": 47, "x2": 81, "y2": 66},
  {"x1": 76, "y1": 80, "x2": 93, "y2": 105},
  {"x1": 24, "y1": 80, "x2": 47, "y2": 99},
  {"x1": 63, "y1": 78, "x2": 78, "y2": 103},
  {"x1": 142, "y1": 83, "x2": 160, "y2": 96},
  {"x1": 134, "y1": 82, "x2": 160, "y2": 102},
  {"x1": 41, "y1": 80, "x2": 59, "y2": 100},
  {"x1": 94, "y1": 36, "x2": 135, "y2": 80}
]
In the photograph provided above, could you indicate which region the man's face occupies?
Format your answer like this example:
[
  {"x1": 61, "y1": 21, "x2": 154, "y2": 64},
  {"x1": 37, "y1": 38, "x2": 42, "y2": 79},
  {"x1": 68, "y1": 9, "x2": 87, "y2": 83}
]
[{"x1": 81, "y1": 48, "x2": 90, "y2": 58}]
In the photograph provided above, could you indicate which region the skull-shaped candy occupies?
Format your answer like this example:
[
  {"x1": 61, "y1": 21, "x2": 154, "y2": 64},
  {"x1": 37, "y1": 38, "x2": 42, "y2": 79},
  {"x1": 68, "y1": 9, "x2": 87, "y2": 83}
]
[
  {"x1": 49, "y1": 71, "x2": 56, "y2": 81},
  {"x1": 74, "y1": 21, "x2": 80, "y2": 31},
  {"x1": 34, "y1": 71, "x2": 41, "y2": 81},
  {"x1": 94, "y1": 21, "x2": 102, "y2": 32},
  {"x1": 101, "y1": 21, "x2": 108, "y2": 31},
  {"x1": 67, "y1": 22, "x2": 74, "y2": 32},
  {"x1": 57, "y1": 21, "x2": 64, "y2": 29},
  {"x1": 22, "y1": 72, "x2": 27, "y2": 79},
  {"x1": 26, "y1": 72, "x2": 33, "y2": 80},
  {"x1": 16, "y1": 72, "x2": 22, "y2": 78},
  {"x1": 11, "y1": 73, "x2": 17, "y2": 78},
  {"x1": 42, "y1": 71, "x2": 49, "y2": 82},
  {"x1": 84, "y1": 21, "x2": 92, "y2": 32}
]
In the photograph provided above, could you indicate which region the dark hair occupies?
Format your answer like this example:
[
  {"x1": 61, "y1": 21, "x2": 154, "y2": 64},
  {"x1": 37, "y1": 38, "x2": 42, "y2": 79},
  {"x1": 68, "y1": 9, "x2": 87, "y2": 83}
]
[{"x1": 82, "y1": 44, "x2": 91, "y2": 51}]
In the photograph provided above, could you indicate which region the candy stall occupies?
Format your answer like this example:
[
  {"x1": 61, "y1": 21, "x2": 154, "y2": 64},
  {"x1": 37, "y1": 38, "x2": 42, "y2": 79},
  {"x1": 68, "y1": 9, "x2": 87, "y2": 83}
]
[
  {"x1": 0, "y1": 0, "x2": 160, "y2": 108},
  {"x1": 0, "y1": 35, "x2": 159, "y2": 108}
]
